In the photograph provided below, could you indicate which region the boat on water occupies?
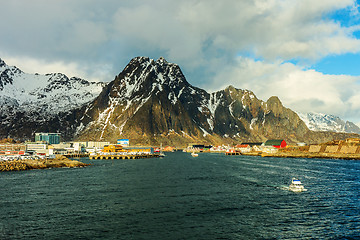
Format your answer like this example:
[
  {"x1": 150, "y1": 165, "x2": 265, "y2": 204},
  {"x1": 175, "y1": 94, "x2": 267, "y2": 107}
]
[
  {"x1": 191, "y1": 152, "x2": 198, "y2": 157},
  {"x1": 289, "y1": 178, "x2": 306, "y2": 192}
]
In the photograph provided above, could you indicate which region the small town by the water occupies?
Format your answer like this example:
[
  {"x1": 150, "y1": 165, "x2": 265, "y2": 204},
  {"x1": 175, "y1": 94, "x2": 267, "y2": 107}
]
[{"x1": 2, "y1": 132, "x2": 360, "y2": 171}]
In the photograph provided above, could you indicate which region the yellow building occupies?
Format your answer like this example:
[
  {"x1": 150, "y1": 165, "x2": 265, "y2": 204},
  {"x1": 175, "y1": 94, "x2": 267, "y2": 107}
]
[{"x1": 102, "y1": 145, "x2": 124, "y2": 153}]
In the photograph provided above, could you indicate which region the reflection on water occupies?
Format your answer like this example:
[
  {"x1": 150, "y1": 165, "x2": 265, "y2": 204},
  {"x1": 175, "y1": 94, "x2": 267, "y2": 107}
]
[{"x1": 0, "y1": 152, "x2": 359, "y2": 239}]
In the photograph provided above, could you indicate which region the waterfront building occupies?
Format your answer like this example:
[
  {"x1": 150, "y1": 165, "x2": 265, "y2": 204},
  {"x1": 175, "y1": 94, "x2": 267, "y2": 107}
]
[
  {"x1": 77, "y1": 141, "x2": 111, "y2": 148},
  {"x1": 241, "y1": 142, "x2": 263, "y2": 147},
  {"x1": 0, "y1": 144, "x2": 26, "y2": 152},
  {"x1": 264, "y1": 139, "x2": 287, "y2": 149},
  {"x1": 0, "y1": 143, "x2": 26, "y2": 156},
  {"x1": 345, "y1": 138, "x2": 360, "y2": 144},
  {"x1": 117, "y1": 139, "x2": 129, "y2": 147},
  {"x1": 102, "y1": 145, "x2": 124, "y2": 153},
  {"x1": 124, "y1": 147, "x2": 154, "y2": 154},
  {"x1": 35, "y1": 133, "x2": 61, "y2": 144},
  {"x1": 26, "y1": 143, "x2": 54, "y2": 156},
  {"x1": 235, "y1": 144, "x2": 252, "y2": 153},
  {"x1": 187, "y1": 144, "x2": 213, "y2": 152}
]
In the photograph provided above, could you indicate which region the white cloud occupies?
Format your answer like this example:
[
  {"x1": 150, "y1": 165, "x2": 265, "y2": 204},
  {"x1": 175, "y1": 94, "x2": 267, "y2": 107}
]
[
  {"x1": 1, "y1": 0, "x2": 360, "y2": 122},
  {"x1": 174, "y1": 0, "x2": 360, "y2": 60},
  {"x1": 1, "y1": 55, "x2": 109, "y2": 82},
  {"x1": 1, "y1": 0, "x2": 359, "y2": 68}
]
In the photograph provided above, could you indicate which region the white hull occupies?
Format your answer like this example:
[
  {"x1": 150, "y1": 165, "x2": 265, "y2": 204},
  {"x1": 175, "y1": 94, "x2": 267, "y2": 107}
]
[
  {"x1": 191, "y1": 152, "x2": 198, "y2": 157},
  {"x1": 289, "y1": 178, "x2": 306, "y2": 192}
]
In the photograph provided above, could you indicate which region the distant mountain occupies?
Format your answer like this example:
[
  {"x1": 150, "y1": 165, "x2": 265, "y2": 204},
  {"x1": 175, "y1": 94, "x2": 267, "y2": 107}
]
[
  {"x1": 0, "y1": 56, "x2": 358, "y2": 144},
  {"x1": 297, "y1": 112, "x2": 360, "y2": 134},
  {"x1": 0, "y1": 58, "x2": 105, "y2": 139}
]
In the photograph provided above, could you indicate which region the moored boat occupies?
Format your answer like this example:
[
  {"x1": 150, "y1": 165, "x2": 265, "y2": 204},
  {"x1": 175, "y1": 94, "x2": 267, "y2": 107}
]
[{"x1": 191, "y1": 152, "x2": 198, "y2": 157}]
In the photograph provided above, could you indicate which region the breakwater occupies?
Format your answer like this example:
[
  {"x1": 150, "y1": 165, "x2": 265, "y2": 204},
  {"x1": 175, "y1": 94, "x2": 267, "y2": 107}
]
[
  {"x1": 89, "y1": 154, "x2": 159, "y2": 160},
  {"x1": 261, "y1": 151, "x2": 360, "y2": 160}
]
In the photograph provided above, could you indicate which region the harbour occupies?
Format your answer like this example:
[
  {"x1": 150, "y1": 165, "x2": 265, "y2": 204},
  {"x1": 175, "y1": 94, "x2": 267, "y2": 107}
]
[{"x1": 1, "y1": 152, "x2": 359, "y2": 239}]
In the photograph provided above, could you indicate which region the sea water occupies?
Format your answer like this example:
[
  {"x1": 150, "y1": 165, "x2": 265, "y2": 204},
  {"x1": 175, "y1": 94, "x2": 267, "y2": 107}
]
[{"x1": 0, "y1": 152, "x2": 359, "y2": 239}]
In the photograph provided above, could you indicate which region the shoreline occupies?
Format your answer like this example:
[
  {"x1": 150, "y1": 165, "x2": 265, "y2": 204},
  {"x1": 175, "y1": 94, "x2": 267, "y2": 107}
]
[
  {"x1": 260, "y1": 151, "x2": 360, "y2": 160},
  {"x1": 0, "y1": 155, "x2": 90, "y2": 172}
]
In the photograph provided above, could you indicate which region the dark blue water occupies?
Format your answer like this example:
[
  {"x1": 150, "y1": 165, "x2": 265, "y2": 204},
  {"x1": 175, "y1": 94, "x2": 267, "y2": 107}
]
[{"x1": 1, "y1": 152, "x2": 359, "y2": 239}]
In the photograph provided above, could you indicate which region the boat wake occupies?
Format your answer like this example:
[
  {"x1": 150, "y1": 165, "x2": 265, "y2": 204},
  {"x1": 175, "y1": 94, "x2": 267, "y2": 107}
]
[
  {"x1": 276, "y1": 185, "x2": 308, "y2": 192},
  {"x1": 276, "y1": 185, "x2": 291, "y2": 191}
]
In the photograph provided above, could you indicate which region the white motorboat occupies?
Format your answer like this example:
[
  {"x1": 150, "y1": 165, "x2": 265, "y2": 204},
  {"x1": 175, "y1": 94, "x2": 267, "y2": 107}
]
[
  {"x1": 289, "y1": 178, "x2": 306, "y2": 192},
  {"x1": 191, "y1": 152, "x2": 198, "y2": 157}
]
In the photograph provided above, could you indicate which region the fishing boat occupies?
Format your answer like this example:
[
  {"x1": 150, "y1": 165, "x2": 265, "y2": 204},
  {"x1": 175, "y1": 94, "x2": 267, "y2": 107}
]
[
  {"x1": 191, "y1": 152, "x2": 198, "y2": 157},
  {"x1": 289, "y1": 178, "x2": 306, "y2": 192}
]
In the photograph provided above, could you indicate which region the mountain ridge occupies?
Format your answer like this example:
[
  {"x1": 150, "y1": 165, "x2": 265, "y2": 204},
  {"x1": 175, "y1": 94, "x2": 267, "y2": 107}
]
[
  {"x1": 73, "y1": 57, "x2": 359, "y2": 145},
  {"x1": 0, "y1": 56, "x2": 359, "y2": 145},
  {"x1": 0, "y1": 57, "x2": 105, "y2": 139},
  {"x1": 297, "y1": 112, "x2": 360, "y2": 134}
]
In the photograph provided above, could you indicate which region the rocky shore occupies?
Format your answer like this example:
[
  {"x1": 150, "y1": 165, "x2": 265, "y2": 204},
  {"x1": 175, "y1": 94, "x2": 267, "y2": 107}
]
[{"x1": 0, "y1": 155, "x2": 90, "y2": 172}]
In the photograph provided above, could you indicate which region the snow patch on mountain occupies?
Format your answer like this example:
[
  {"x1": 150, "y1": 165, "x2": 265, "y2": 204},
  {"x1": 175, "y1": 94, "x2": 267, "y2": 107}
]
[
  {"x1": 297, "y1": 112, "x2": 360, "y2": 134},
  {"x1": 0, "y1": 58, "x2": 105, "y2": 117}
]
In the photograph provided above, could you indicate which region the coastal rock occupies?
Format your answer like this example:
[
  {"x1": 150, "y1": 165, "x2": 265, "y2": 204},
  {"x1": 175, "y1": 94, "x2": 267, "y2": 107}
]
[{"x1": 0, "y1": 155, "x2": 90, "y2": 172}]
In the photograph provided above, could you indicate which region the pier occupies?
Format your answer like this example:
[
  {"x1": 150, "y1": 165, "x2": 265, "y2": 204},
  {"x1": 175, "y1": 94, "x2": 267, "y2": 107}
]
[
  {"x1": 225, "y1": 152, "x2": 241, "y2": 155},
  {"x1": 89, "y1": 154, "x2": 159, "y2": 160},
  {"x1": 63, "y1": 153, "x2": 90, "y2": 158}
]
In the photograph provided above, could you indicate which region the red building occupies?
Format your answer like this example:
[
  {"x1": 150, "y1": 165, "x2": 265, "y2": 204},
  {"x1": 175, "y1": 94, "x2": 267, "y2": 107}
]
[{"x1": 264, "y1": 139, "x2": 287, "y2": 149}]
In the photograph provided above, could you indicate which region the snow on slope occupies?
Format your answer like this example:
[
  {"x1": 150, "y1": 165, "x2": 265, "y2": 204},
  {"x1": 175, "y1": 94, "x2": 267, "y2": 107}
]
[
  {"x1": 0, "y1": 58, "x2": 105, "y2": 116},
  {"x1": 297, "y1": 112, "x2": 360, "y2": 134}
]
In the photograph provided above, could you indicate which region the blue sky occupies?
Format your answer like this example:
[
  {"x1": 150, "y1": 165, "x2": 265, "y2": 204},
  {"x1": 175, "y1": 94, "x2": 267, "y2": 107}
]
[
  {"x1": 313, "y1": 53, "x2": 360, "y2": 76},
  {"x1": 1, "y1": 0, "x2": 360, "y2": 124},
  {"x1": 312, "y1": 2, "x2": 360, "y2": 76}
]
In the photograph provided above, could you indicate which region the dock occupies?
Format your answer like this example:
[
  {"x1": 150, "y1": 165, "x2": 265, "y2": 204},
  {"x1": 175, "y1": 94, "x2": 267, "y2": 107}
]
[
  {"x1": 89, "y1": 154, "x2": 159, "y2": 160},
  {"x1": 63, "y1": 153, "x2": 90, "y2": 158}
]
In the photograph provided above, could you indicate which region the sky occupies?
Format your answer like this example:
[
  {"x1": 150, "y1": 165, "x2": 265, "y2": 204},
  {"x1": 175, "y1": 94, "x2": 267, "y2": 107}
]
[{"x1": 1, "y1": 0, "x2": 360, "y2": 124}]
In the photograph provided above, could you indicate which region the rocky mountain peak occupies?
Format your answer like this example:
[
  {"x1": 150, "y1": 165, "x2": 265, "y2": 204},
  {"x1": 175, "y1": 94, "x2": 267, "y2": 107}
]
[
  {"x1": 112, "y1": 56, "x2": 190, "y2": 99},
  {"x1": 156, "y1": 56, "x2": 168, "y2": 64},
  {"x1": 0, "y1": 58, "x2": 6, "y2": 68},
  {"x1": 267, "y1": 96, "x2": 282, "y2": 105}
]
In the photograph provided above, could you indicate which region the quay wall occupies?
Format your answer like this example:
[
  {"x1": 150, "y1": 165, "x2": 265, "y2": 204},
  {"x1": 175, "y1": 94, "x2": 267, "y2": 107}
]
[{"x1": 89, "y1": 154, "x2": 159, "y2": 160}]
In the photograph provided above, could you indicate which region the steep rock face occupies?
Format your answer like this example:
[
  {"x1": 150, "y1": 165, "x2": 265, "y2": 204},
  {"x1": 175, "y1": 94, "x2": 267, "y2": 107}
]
[
  {"x1": 75, "y1": 57, "x2": 213, "y2": 144},
  {"x1": 0, "y1": 58, "x2": 105, "y2": 140},
  {"x1": 257, "y1": 96, "x2": 310, "y2": 141},
  {"x1": 74, "y1": 57, "x2": 316, "y2": 145},
  {"x1": 1, "y1": 56, "x2": 358, "y2": 144}
]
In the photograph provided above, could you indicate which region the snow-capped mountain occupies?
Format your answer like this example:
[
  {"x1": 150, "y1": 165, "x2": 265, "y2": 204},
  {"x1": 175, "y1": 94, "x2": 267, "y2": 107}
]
[
  {"x1": 74, "y1": 56, "x2": 313, "y2": 145},
  {"x1": 297, "y1": 112, "x2": 360, "y2": 134},
  {"x1": 0, "y1": 58, "x2": 105, "y2": 139},
  {"x1": 0, "y1": 58, "x2": 105, "y2": 115},
  {"x1": 1, "y1": 56, "x2": 358, "y2": 144}
]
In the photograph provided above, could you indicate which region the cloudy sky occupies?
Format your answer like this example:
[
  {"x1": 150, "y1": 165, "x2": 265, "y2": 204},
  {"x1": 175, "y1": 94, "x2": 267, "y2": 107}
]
[{"x1": 2, "y1": 0, "x2": 360, "y2": 124}]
